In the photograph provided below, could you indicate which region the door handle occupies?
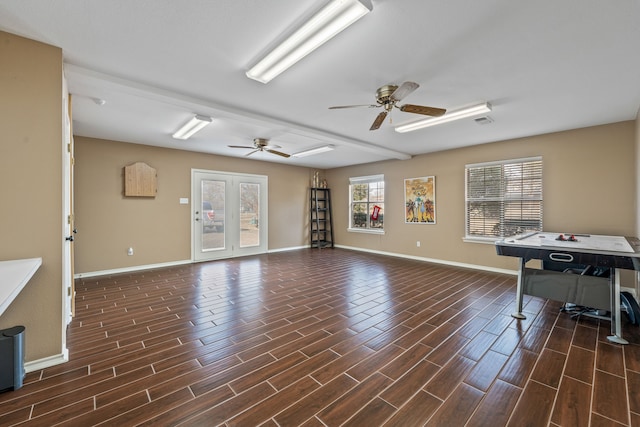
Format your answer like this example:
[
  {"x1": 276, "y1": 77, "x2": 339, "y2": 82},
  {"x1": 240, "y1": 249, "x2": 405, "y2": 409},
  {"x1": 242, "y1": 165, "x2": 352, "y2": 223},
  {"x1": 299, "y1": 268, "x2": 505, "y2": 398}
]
[{"x1": 66, "y1": 228, "x2": 77, "y2": 241}]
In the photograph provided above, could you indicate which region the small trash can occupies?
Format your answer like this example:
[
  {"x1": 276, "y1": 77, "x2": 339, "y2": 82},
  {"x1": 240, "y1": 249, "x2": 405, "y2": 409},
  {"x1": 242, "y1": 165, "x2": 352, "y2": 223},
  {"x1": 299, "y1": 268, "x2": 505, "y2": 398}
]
[{"x1": 0, "y1": 326, "x2": 25, "y2": 392}]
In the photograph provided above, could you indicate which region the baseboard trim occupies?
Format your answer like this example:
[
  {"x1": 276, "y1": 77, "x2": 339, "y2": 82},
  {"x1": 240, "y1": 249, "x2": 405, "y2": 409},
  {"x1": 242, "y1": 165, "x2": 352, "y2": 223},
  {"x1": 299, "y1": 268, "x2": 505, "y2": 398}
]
[
  {"x1": 25, "y1": 348, "x2": 69, "y2": 373},
  {"x1": 335, "y1": 244, "x2": 516, "y2": 276},
  {"x1": 268, "y1": 245, "x2": 309, "y2": 253},
  {"x1": 75, "y1": 259, "x2": 193, "y2": 279},
  {"x1": 76, "y1": 249, "x2": 501, "y2": 279},
  {"x1": 74, "y1": 248, "x2": 311, "y2": 278}
]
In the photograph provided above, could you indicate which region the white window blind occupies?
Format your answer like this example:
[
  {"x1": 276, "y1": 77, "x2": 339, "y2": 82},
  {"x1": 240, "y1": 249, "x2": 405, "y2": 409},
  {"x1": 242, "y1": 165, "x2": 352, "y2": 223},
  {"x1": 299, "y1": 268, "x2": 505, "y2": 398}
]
[
  {"x1": 465, "y1": 157, "x2": 542, "y2": 239},
  {"x1": 349, "y1": 174, "x2": 384, "y2": 185}
]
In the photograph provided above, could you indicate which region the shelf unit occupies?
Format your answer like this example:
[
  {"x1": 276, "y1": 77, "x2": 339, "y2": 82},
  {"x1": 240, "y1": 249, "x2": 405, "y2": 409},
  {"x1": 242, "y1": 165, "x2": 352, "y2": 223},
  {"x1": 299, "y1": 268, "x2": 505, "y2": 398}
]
[{"x1": 310, "y1": 188, "x2": 334, "y2": 249}]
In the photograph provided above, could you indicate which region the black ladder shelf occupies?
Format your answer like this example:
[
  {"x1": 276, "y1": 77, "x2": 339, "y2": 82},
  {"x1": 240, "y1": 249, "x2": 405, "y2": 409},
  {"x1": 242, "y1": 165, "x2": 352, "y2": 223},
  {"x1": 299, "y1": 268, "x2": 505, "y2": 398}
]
[{"x1": 310, "y1": 187, "x2": 334, "y2": 249}]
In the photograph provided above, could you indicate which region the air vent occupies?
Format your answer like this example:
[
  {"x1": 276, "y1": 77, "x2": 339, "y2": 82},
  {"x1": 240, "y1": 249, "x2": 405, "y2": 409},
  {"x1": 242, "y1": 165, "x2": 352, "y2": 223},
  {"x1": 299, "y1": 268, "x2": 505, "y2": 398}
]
[{"x1": 474, "y1": 116, "x2": 493, "y2": 125}]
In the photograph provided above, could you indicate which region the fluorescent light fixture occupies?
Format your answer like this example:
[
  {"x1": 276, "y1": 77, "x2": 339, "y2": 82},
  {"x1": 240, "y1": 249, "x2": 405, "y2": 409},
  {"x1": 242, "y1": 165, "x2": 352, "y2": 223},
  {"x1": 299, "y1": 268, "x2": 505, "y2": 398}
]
[
  {"x1": 172, "y1": 115, "x2": 212, "y2": 140},
  {"x1": 292, "y1": 145, "x2": 335, "y2": 157},
  {"x1": 246, "y1": 0, "x2": 373, "y2": 84},
  {"x1": 395, "y1": 102, "x2": 492, "y2": 133}
]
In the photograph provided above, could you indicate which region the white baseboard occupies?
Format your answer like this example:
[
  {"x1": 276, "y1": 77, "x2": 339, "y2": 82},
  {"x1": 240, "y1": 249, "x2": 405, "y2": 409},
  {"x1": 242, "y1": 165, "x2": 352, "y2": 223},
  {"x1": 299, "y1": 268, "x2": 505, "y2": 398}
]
[
  {"x1": 334, "y1": 244, "x2": 516, "y2": 276},
  {"x1": 268, "y1": 245, "x2": 309, "y2": 253},
  {"x1": 74, "y1": 247, "x2": 311, "y2": 279},
  {"x1": 25, "y1": 348, "x2": 69, "y2": 373},
  {"x1": 75, "y1": 259, "x2": 193, "y2": 279}
]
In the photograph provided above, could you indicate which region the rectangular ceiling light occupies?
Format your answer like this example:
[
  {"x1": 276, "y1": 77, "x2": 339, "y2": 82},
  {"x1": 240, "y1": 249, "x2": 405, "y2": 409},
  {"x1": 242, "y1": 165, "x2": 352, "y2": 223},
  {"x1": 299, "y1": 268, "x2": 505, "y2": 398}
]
[
  {"x1": 246, "y1": 0, "x2": 373, "y2": 84},
  {"x1": 172, "y1": 115, "x2": 212, "y2": 140},
  {"x1": 292, "y1": 145, "x2": 335, "y2": 157},
  {"x1": 395, "y1": 103, "x2": 492, "y2": 133}
]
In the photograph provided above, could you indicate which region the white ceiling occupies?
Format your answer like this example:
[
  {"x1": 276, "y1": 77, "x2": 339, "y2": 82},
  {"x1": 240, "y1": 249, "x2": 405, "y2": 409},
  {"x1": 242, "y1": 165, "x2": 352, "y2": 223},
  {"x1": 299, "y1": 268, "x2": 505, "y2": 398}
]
[{"x1": 1, "y1": 0, "x2": 639, "y2": 169}]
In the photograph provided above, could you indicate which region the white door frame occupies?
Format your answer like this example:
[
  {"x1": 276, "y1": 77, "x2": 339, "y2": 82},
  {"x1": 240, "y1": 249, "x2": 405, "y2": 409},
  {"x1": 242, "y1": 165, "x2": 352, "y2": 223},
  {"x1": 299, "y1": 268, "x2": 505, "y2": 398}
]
[
  {"x1": 62, "y1": 79, "x2": 73, "y2": 326},
  {"x1": 191, "y1": 169, "x2": 268, "y2": 262},
  {"x1": 59, "y1": 76, "x2": 73, "y2": 366}
]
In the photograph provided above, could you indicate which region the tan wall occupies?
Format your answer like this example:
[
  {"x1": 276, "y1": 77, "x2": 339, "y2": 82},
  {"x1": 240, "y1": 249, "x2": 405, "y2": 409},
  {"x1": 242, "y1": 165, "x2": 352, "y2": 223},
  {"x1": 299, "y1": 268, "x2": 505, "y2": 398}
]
[
  {"x1": 326, "y1": 121, "x2": 636, "y2": 272},
  {"x1": 77, "y1": 122, "x2": 636, "y2": 275},
  {"x1": 0, "y1": 31, "x2": 64, "y2": 361},
  {"x1": 74, "y1": 137, "x2": 315, "y2": 273}
]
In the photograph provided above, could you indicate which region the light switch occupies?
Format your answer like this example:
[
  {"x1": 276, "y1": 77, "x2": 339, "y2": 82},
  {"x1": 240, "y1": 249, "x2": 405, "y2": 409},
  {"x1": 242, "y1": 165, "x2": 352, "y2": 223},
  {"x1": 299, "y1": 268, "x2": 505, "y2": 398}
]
[{"x1": 180, "y1": 198, "x2": 189, "y2": 204}]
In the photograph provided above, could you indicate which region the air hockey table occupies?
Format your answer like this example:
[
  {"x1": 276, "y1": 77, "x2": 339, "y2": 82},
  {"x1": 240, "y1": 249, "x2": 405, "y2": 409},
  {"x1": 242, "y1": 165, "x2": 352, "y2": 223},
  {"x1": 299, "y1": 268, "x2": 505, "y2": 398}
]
[{"x1": 495, "y1": 231, "x2": 640, "y2": 344}]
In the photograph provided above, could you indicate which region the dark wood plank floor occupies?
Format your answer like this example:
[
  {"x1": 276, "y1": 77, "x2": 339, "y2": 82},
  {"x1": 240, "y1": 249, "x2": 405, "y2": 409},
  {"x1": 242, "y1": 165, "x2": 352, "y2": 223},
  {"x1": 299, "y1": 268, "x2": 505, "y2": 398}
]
[{"x1": 1, "y1": 248, "x2": 639, "y2": 426}]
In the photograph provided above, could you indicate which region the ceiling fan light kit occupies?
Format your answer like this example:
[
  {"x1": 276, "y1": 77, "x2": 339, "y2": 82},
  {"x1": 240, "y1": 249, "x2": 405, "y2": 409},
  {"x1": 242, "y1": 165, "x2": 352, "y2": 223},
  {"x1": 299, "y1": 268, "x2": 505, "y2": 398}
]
[
  {"x1": 172, "y1": 115, "x2": 213, "y2": 140},
  {"x1": 292, "y1": 145, "x2": 335, "y2": 157},
  {"x1": 246, "y1": 0, "x2": 373, "y2": 84},
  {"x1": 395, "y1": 102, "x2": 492, "y2": 133}
]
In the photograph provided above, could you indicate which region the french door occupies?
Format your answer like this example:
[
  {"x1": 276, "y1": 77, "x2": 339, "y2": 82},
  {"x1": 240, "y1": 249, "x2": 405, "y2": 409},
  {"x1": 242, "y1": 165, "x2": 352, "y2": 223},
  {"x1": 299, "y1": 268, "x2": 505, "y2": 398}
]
[{"x1": 192, "y1": 170, "x2": 268, "y2": 262}]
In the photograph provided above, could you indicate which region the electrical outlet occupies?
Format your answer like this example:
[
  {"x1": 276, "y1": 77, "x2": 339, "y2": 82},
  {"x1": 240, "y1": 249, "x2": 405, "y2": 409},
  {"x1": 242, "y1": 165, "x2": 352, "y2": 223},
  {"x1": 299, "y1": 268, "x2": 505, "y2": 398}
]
[
  {"x1": 127, "y1": 247, "x2": 134, "y2": 256},
  {"x1": 416, "y1": 241, "x2": 421, "y2": 247}
]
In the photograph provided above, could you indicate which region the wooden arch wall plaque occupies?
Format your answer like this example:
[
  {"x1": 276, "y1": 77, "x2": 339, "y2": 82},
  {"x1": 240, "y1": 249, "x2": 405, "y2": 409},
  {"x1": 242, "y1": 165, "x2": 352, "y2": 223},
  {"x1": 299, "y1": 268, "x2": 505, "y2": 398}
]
[{"x1": 124, "y1": 162, "x2": 157, "y2": 197}]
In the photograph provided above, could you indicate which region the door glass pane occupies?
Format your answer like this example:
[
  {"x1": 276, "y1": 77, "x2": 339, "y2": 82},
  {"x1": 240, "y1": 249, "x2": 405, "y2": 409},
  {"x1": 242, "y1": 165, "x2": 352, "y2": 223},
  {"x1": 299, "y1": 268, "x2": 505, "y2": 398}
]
[
  {"x1": 201, "y1": 180, "x2": 225, "y2": 251},
  {"x1": 240, "y1": 183, "x2": 259, "y2": 248}
]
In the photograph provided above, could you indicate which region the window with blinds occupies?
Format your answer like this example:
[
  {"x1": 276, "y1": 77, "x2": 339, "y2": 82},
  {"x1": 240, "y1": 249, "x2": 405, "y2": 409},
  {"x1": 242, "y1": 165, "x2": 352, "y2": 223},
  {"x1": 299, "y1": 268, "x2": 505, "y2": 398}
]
[{"x1": 465, "y1": 157, "x2": 542, "y2": 239}]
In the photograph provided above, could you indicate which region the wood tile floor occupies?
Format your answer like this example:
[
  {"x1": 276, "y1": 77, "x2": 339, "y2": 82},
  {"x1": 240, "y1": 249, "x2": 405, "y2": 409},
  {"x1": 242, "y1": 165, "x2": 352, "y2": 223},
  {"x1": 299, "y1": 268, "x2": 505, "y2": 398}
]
[{"x1": 1, "y1": 248, "x2": 639, "y2": 426}]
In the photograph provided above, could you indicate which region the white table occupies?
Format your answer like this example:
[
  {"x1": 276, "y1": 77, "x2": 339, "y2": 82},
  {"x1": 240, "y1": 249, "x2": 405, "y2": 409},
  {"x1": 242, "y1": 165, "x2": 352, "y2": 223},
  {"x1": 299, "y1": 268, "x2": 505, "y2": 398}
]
[
  {"x1": 496, "y1": 232, "x2": 640, "y2": 344},
  {"x1": 0, "y1": 258, "x2": 42, "y2": 317}
]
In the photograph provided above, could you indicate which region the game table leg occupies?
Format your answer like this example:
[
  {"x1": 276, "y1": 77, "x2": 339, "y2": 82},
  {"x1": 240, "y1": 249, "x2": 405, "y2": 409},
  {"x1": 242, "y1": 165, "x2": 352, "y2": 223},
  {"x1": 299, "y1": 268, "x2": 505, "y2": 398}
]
[
  {"x1": 607, "y1": 268, "x2": 629, "y2": 345},
  {"x1": 511, "y1": 258, "x2": 527, "y2": 319}
]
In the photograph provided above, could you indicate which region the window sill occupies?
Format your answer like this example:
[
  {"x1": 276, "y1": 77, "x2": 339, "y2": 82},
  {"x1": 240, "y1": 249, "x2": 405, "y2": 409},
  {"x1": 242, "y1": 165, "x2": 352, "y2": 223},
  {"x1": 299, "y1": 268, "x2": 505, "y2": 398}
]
[
  {"x1": 462, "y1": 236, "x2": 499, "y2": 245},
  {"x1": 348, "y1": 228, "x2": 385, "y2": 235}
]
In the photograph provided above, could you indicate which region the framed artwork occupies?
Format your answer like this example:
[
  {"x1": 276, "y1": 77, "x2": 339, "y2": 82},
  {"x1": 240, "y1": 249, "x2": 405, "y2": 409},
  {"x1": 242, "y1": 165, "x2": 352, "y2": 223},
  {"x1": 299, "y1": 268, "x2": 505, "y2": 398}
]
[{"x1": 404, "y1": 176, "x2": 436, "y2": 224}]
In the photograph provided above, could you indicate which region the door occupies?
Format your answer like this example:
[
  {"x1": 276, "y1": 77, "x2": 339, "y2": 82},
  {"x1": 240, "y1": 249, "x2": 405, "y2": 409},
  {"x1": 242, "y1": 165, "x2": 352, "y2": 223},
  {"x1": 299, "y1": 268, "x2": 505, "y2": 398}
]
[{"x1": 192, "y1": 170, "x2": 267, "y2": 262}]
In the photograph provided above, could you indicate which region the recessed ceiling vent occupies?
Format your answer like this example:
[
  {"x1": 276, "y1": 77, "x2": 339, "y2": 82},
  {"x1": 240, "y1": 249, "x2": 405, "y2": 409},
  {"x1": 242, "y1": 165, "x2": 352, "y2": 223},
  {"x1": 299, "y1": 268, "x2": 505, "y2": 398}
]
[{"x1": 474, "y1": 116, "x2": 494, "y2": 125}]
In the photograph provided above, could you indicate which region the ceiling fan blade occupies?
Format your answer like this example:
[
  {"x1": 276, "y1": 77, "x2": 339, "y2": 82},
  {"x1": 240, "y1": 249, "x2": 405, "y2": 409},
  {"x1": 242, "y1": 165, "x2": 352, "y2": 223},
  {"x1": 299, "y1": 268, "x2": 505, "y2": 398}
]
[
  {"x1": 228, "y1": 145, "x2": 254, "y2": 149},
  {"x1": 370, "y1": 111, "x2": 388, "y2": 131},
  {"x1": 400, "y1": 104, "x2": 446, "y2": 117},
  {"x1": 329, "y1": 104, "x2": 379, "y2": 109},
  {"x1": 390, "y1": 81, "x2": 419, "y2": 102},
  {"x1": 244, "y1": 149, "x2": 260, "y2": 157},
  {"x1": 265, "y1": 148, "x2": 291, "y2": 158}
]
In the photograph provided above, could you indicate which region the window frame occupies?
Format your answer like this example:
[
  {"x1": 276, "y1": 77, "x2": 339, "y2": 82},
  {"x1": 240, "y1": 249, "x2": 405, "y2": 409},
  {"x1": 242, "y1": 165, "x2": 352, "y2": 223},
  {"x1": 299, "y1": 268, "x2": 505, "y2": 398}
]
[
  {"x1": 464, "y1": 157, "x2": 543, "y2": 243},
  {"x1": 348, "y1": 174, "x2": 385, "y2": 234}
]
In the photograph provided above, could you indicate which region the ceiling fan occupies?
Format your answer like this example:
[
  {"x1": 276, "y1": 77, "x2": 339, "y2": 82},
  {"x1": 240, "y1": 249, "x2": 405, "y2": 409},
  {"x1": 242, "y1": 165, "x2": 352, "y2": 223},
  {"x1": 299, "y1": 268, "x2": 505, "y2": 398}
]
[
  {"x1": 228, "y1": 138, "x2": 290, "y2": 158},
  {"x1": 329, "y1": 81, "x2": 446, "y2": 131}
]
